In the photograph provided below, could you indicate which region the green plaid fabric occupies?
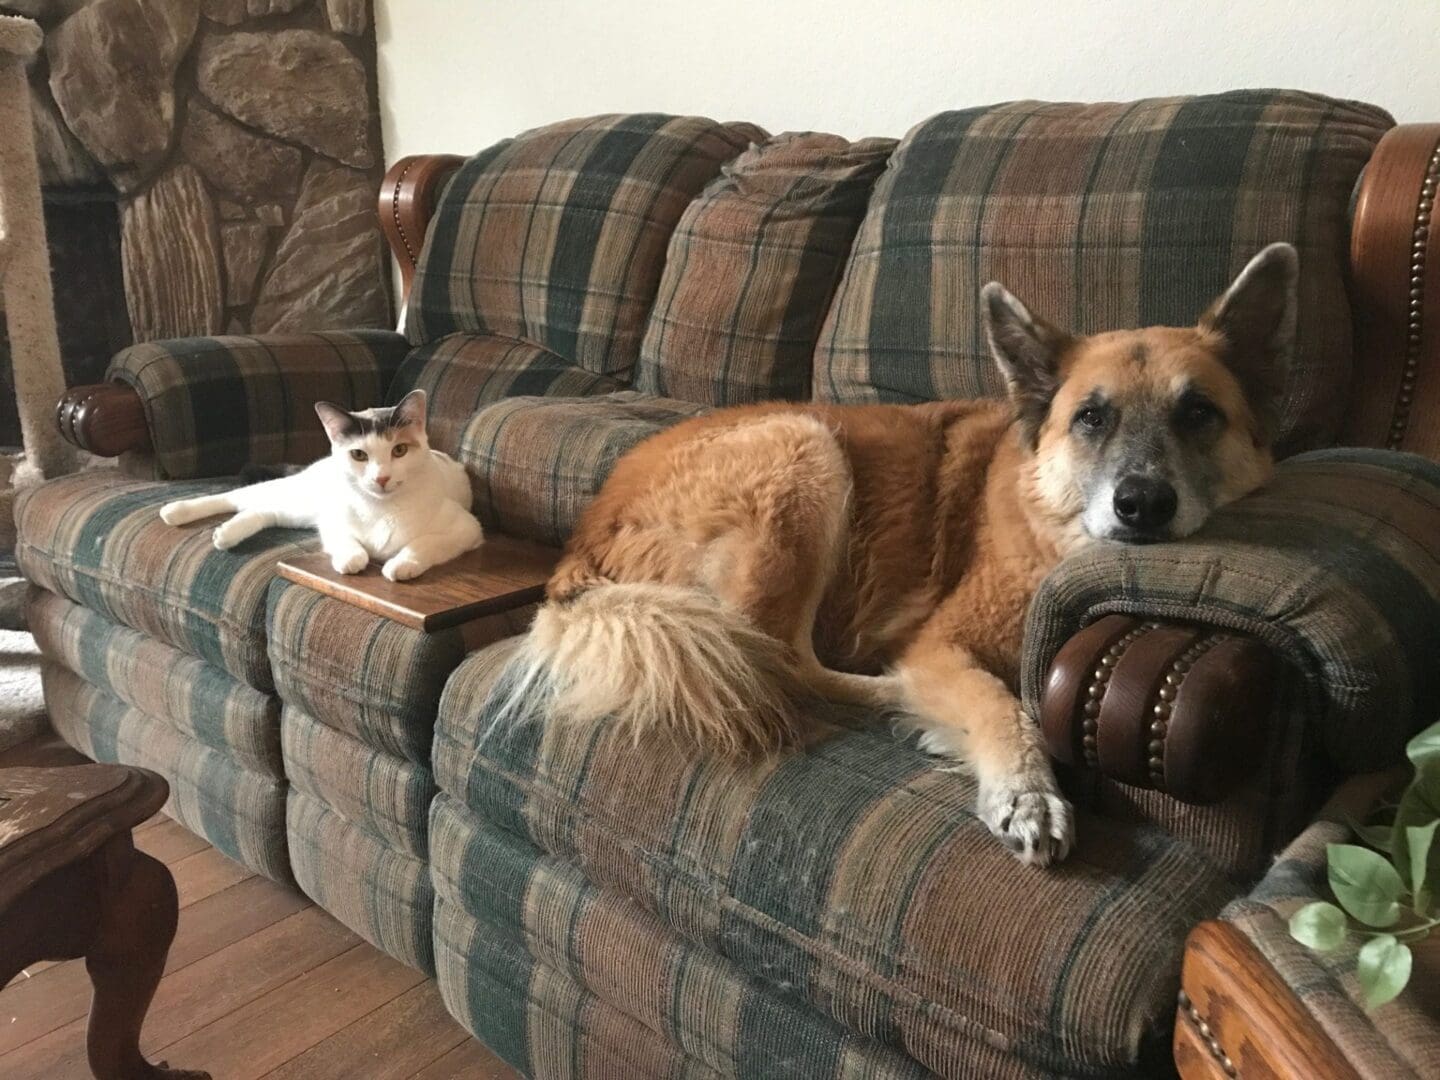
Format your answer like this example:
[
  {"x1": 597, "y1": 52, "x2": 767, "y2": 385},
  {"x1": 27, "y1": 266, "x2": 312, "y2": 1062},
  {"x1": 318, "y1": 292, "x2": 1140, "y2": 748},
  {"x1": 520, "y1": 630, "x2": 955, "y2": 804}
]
[
  {"x1": 1220, "y1": 777, "x2": 1440, "y2": 1078},
  {"x1": 265, "y1": 579, "x2": 465, "y2": 763},
  {"x1": 436, "y1": 898, "x2": 726, "y2": 1080},
  {"x1": 17, "y1": 473, "x2": 315, "y2": 691},
  {"x1": 435, "y1": 642, "x2": 1239, "y2": 1078},
  {"x1": 405, "y1": 114, "x2": 767, "y2": 380},
  {"x1": 384, "y1": 332, "x2": 623, "y2": 456},
  {"x1": 44, "y1": 662, "x2": 290, "y2": 882},
  {"x1": 432, "y1": 796, "x2": 934, "y2": 1080},
  {"x1": 287, "y1": 789, "x2": 435, "y2": 974},
  {"x1": 815, "y1": 91, "x2": 1391, "y2": 454},
  {"x1": 458, "y1": 392, "x2": 706, "y2": 546},
  {"x1": 281, "y1": 706, "x2": 436, "y2": 858},
  {"x1": 108, "y1": 330, "x2": 411, "y2": 480},
  {"x1": 635, "y1": 134, "x2": 895, "y2": 404},
  {"x1": 28, "y1": 589, "x2": 282, "y2": 776},
  {"x1": 1023, "y1": 449, "x2": 1440, "y2": 775}
]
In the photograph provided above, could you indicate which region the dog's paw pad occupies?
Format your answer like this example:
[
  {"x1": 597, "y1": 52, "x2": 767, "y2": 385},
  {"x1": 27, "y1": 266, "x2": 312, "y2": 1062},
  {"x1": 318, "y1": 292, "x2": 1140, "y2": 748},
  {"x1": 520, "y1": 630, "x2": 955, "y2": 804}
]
[
  {"x1": 979, "y1": 785, "x2": 1074, "y2": 867},
  {"x1": 382, "y1": 555, "x2": 424, "y2": 582}
]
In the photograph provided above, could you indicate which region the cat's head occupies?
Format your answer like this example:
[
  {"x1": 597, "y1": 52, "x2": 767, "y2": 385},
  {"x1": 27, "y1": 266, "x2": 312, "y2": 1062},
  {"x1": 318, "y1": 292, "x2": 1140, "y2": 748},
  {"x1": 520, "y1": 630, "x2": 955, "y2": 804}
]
[{"x1": 314, "y1": 389, "x2": 430, "y2": 498}]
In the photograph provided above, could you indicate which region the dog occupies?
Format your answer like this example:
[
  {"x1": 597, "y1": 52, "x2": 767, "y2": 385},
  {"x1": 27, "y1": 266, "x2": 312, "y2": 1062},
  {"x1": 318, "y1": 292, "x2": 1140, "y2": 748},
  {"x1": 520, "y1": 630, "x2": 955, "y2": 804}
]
[{"x1": 495, "y1": 242, "x2": 1295, "y2": 866}]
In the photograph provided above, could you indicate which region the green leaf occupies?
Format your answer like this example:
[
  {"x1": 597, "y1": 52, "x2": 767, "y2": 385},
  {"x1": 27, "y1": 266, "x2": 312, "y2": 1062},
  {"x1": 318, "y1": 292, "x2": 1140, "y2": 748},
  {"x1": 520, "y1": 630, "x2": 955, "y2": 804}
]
[
  {"x1": 1343, "y1": 811, "x2": 1395, "y2": 854},
  {"x1": 1407, "y1": 721, "x2": 1440, "y2": 767},
  {"x1": 1406, "y1": 821, "x2": 1438, "y2": 905},
  {"x1": 1328, "y1": 844, "x2": 1404, "y2": 927},
  {"x1": 1357, "y1": 934, "x2": 1412, "y2": 1009},
  {"x1": 1288, "y1": 901, "x2": 1349, "y2": 951},
  {"x1": 1391, "y1": 759, "x2": 1440, "y2": 892}
]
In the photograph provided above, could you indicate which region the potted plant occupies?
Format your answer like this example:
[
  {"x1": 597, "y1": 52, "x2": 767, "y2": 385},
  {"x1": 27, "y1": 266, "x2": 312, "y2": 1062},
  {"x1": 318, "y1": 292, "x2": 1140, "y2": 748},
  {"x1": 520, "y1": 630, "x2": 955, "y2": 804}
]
[{"x1": 1289, "y1": 721, "x2": 1440, "y2": 1007}]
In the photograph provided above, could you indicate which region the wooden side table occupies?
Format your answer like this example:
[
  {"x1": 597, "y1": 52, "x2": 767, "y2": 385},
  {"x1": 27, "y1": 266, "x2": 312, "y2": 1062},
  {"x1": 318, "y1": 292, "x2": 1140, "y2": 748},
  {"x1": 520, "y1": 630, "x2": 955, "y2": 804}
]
[{"x1": 0, "y1": 765, "x2": 208, "y2": 1080}]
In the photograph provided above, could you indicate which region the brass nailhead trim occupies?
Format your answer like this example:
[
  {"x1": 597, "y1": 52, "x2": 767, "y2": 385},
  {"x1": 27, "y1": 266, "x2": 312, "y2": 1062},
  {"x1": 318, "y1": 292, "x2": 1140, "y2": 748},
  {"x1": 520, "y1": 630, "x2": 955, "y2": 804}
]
[
  {"x1": 391, "y1": 158, "x2": 420, "y2": 267},
  {"x1": 1147, "y1": 632, "x2": 1228, "y2": 787},
  {"x1": 1390, "y1": 142, "x2": 1440, "y2": 450},
  {"x1": 1178, "y1": 989, "x2": 1238, "y2": 1077},
  {"x1": 1080, "y1": 622, "x2": 1158, "y2": 768}
]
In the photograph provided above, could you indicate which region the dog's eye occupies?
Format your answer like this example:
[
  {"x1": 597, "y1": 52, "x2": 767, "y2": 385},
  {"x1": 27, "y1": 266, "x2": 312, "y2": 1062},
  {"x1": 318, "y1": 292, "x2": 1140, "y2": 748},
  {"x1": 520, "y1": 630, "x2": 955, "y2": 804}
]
[
  {"x1": 1176, "y1": 398, "x2": 1223, "y2": 431},
  {"x1": 392, "y1": 443, "x2": 408, "y2": 459},
  {"x1": 349, "y1": 449, "x2": 367, "y2": 462},
  {"x1": 1073, "y1": 405, "x2": 1107, "y2": 432}
]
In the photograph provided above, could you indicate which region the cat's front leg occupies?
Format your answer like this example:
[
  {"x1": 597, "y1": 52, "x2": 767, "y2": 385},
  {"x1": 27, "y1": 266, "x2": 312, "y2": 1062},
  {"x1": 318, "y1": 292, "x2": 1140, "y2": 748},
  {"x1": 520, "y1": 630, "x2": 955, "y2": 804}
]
[
  {"x1": 318, "y1": 518, "x2": 369, "y2": 575},
  {"x1": 381, "y1": 513, "x2": 484, "y2": 582}
]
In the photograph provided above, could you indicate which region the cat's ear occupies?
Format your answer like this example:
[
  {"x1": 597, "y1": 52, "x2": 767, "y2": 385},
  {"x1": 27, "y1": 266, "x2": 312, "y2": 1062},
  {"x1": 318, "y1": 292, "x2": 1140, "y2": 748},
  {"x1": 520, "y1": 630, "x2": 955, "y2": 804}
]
[
  {"x1": 314, "y1": 401, "x2": 355, "y2": 443},
  {"x1": 391, "y1": 389, "x2": 427, "y2": 432}
]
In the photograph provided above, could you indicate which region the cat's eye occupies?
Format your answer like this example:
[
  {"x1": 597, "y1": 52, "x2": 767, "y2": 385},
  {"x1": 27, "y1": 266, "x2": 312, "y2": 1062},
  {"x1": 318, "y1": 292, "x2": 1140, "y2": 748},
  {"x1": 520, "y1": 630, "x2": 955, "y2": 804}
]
[
  {"x1": 392, "y1": 443, "x2": 409, "y2": 459},
  {"x1": 349, "y1": 449, "x2": 368, "y2": 462}
]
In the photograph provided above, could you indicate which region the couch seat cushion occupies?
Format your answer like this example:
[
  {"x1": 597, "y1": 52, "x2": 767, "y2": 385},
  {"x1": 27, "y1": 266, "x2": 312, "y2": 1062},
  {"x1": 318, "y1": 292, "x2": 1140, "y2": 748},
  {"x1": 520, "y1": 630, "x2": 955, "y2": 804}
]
[
  {"x1": 17, "y1": 472, "x2": 314, "y2": 691},
  {"x1": 458, "y1": 391, "x2": 706, "y2": 546},
  {"x1": 29, "y1": 590, "x2": 282, "y2": 776},
  {"x1": 434, "y1": 641, "x2": 1241, "y2": 1078}
]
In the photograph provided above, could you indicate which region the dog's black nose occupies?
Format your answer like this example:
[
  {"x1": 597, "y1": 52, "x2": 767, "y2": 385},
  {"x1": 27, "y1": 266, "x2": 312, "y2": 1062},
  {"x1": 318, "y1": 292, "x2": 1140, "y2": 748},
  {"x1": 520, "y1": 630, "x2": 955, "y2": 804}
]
[{"x1": 1113, "y1": 476, "x2": 1177, "y2": 531}]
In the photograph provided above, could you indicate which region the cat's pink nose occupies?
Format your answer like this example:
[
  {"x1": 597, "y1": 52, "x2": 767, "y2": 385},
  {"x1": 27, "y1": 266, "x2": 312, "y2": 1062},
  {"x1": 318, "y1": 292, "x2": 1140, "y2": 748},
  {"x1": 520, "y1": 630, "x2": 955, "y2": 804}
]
[{"x1": 375, "y1": 475, "x2": 390, "y2": 488}]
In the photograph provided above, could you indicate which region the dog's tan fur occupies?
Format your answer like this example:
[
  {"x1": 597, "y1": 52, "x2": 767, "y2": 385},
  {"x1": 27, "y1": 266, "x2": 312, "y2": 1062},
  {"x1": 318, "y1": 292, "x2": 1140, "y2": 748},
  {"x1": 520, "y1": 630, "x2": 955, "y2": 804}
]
[{"x1": 506, "y1": 245, "x2": 1295, "y2": 865}]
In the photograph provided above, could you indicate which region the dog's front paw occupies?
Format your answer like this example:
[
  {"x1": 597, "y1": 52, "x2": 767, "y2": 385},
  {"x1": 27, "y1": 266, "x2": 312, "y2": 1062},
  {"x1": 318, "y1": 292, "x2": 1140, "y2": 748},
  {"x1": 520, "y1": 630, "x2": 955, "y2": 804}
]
[
  {"x1": 160, "y1": 501, "x2": 188, "y2": 526},
  {"x1": 330, "y1": 548, "x2": 369, "y2": 575},
  {"x1": 381, "y1": 553, "x2": 426, "y2": 581},
  {"x1": 978, "y1": 779, "x2": 1074, "y2": 867}
]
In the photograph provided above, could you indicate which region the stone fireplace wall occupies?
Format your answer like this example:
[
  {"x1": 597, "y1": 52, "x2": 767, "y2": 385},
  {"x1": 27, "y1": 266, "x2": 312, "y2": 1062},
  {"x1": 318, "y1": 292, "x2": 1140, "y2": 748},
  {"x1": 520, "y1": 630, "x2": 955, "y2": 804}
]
[{"x1": 8, "y1": 0, "x2": 389, "y2": 343}]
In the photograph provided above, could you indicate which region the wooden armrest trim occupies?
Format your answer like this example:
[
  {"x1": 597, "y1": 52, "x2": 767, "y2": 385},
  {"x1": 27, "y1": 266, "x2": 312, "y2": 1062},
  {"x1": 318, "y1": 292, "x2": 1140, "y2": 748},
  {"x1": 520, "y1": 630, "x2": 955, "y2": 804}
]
[
  {"x1": 378, "y1": 154, "x2": 465, "y2": 305},
  {"x1": 1347, "y1": 123, "x2": 1440, "y2": 451},
  {"x1": 1176, "y1": 920, "x2": 1359, "y2": 1079},
  {"x1": 1040, "y1": 616, "x2": 1277, "y2": 804},
  {"x1": 56, "y1": 382, "x2": 150, "y2": 456}
]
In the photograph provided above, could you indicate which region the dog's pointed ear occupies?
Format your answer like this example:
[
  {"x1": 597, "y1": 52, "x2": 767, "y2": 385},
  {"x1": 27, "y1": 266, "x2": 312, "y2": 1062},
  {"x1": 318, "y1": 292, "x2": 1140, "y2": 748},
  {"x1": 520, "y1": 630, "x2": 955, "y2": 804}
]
[
  {"x1": 314, "y1": 401, "x2": 354, "y2": 443},
  {"x1": 1199, "y1": 242, "x2": 1297, "y2": 442},
  {"x1": 982, "y1": 282, "x2": 1073, "y2": 449},
  {"x1": 391, "y1": 389, "x2": 427, "y2": 432}
]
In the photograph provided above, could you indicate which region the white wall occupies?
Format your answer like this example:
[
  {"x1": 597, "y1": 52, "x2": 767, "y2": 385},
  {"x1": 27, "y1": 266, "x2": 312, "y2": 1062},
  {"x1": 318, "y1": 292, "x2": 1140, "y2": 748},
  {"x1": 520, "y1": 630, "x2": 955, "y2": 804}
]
[{"x1": 375, "y1": 0, "x2": 1440, "y2": 162}]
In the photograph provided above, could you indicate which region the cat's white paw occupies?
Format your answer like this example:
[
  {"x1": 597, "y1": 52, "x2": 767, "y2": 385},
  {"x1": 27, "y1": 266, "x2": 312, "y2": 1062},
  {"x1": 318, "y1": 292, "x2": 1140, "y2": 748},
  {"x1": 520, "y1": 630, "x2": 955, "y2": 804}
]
[
  {"x1": 330, "y1": 548, "x2": 369, "y2": 575},
  {"x1": 212, "y1": 521, "x2": 244, "y2": 550},
  {"x1": 160, "y1": 501, "x2": 191, "y2": 526},
  {"x1": 381, "y1": 553, "x2": 426, "y2": 581}
]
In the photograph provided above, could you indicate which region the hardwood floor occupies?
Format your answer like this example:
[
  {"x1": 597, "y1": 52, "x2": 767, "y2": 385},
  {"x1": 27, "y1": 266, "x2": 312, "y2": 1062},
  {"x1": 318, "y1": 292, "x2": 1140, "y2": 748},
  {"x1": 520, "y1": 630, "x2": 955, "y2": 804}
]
[{"x1": 0, "y1": 739, "x2": 518, "y2": 1080}]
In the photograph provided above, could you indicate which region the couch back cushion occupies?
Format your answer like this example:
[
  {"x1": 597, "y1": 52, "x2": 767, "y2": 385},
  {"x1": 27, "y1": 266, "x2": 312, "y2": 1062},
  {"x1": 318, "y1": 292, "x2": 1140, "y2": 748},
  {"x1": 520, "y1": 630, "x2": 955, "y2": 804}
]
[
  {"x1": 815, "y1": 91, "x2": 1392, "y2": 454},
  {"x1": 635, "y1": 133, "x2": 895, "y2": 404},
  {"x1": 405, "y1": 114, "x2": 765, "y2": 381}
]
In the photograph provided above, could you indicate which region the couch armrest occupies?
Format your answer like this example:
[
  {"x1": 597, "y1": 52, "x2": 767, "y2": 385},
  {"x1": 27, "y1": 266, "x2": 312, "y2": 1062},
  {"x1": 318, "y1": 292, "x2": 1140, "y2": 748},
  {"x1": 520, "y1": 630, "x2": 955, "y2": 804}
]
[
  {"x1": 62, "y1": 330, "x2": 411, "y2": 479},
  {"x1": 56, "y1": 382, "x2": 150, "y2": 456},
  {"x1": 1024, "y1": 448, "x2": 1440, "y2": 793},
  {"x1": 379, "y1": 155, "x2": 464, "y2": 304},
  {"x1": 1040, "y1": 615, "x2": 1278, "y2": 804}
]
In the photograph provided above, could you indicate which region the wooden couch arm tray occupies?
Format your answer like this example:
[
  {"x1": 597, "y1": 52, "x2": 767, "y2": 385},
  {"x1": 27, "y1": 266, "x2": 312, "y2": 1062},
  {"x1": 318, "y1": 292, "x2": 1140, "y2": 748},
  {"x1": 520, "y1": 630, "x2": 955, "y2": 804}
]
[{"x1": 276, "y1": 535, "x2": 560, "y2": 632}]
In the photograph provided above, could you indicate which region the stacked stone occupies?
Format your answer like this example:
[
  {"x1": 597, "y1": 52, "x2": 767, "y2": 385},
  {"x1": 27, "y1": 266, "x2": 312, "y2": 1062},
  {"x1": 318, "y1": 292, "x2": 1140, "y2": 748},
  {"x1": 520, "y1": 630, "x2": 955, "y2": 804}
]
[{"x1": 11, "y1": 0, "x2": 389, "y2": 341}]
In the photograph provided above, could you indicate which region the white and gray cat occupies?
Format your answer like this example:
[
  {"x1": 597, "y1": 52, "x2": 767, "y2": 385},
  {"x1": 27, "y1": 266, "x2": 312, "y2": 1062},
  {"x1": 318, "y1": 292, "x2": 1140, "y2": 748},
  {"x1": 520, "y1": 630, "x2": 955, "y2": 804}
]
[{"x1": 160, "y1": 389, "x2": 484, "y2": 581}]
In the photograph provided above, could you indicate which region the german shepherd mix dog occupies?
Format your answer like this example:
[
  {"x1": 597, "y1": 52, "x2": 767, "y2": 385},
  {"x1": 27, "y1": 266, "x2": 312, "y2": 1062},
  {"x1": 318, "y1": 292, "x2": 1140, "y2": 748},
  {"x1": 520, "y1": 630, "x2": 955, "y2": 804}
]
[{"x1": 498, "y1": 243, "x2": 1295, "y2": 866}]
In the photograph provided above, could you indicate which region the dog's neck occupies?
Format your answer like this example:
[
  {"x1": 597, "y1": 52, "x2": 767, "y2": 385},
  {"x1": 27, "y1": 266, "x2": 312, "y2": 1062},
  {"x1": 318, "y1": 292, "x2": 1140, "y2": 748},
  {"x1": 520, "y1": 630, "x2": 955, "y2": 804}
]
[{"x1": 995, "y1": 424, "x2": 1089, "y2": 566}]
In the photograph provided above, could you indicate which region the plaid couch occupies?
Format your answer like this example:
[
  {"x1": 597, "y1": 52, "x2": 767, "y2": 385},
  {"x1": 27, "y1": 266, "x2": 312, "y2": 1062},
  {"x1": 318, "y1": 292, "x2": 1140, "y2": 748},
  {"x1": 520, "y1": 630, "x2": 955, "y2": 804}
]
[{"x1": 22, "y1": 95, "x2": 1440, "y2": 1077}]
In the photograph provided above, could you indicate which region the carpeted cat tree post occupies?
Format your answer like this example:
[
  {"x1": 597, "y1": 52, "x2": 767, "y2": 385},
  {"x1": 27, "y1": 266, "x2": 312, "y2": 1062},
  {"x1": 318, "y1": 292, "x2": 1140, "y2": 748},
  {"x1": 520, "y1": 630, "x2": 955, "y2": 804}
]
[
  {"x1": 0, "y1": 14, "x2": 74, "y2": 488},
  {"x1": 0, "y1": 14, "x2": 74, "y2": 641}
]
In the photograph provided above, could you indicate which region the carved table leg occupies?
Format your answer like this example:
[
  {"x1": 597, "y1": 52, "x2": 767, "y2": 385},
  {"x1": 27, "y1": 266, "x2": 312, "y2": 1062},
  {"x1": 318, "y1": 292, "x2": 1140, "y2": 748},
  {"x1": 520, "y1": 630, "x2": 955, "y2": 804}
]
[{"x1": 84, "y1": 842, "x2": 208, "y2": 1080}]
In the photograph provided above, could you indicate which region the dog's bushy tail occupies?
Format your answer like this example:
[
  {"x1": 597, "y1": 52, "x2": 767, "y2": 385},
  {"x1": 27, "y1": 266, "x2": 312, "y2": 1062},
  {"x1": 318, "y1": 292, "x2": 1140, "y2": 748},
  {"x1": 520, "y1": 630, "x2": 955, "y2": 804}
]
[{"x1": 488, "y1": 583, "x2": 802, "y2": 756}]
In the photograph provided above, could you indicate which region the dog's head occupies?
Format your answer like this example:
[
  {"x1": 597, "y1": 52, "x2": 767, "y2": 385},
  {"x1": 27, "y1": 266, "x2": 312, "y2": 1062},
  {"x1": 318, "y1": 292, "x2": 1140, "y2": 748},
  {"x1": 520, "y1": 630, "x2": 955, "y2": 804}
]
[{"x1": 983, "y1": 243, "x2": 1295, "y2": 549}]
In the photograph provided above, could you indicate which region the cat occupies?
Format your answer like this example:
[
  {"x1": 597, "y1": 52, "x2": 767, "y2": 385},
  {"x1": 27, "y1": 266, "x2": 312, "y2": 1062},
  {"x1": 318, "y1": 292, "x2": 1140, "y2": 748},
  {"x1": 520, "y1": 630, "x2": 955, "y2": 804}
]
[{"x1": 159, "y1": 389, "x2": 485, "y2": 582}]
